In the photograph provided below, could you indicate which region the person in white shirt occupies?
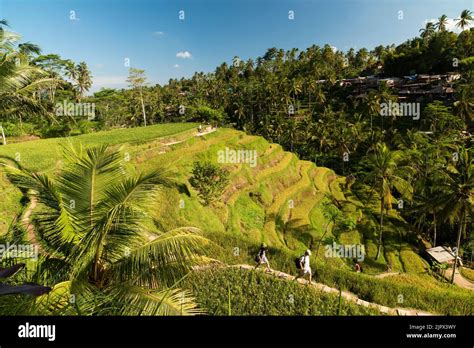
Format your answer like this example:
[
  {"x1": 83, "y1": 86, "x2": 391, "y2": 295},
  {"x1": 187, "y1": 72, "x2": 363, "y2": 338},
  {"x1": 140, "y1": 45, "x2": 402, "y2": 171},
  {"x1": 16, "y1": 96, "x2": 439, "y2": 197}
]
[{"x1": 294, "y1": 249, "x2": 312, "y2": 284}]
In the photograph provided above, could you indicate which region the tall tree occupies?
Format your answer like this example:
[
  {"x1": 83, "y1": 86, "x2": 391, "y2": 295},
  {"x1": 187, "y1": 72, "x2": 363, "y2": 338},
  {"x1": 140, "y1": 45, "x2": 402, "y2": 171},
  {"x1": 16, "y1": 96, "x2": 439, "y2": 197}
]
[
  {"x1": 127, "y1": 68, "x2": 148, "y2": 126},
  {"x1": 419, "y1": 22, "x2": 436, "y2": 40},
  {"x1": 66, "y1": 61, "x2": 92, "y2": 101},
  {"x1": 364, "y1": 143, "x2": 413, "y2": 259},
  {"x1": 436, "y1": 14, "x2": 449, "y2": 32},
  {"x1": 456, "y1": 9, "x2": 473, "y2": 31},
  {"x1": 432, "y1": 148, "x2": 473, "y2": 283},
  {"x1": 0, "y1": 20, "x2": 55, "y2": 122}
]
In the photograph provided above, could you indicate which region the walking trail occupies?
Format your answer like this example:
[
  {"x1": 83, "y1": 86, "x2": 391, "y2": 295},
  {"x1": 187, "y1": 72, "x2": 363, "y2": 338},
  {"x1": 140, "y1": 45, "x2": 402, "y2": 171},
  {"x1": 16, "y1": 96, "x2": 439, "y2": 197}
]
[
  {"x1": 147, "y1": 126, "x2": 217, "y2": 155},
  {"x1": 444, "y1": 268, "x2": 474, "y2": 290},
  {"x1": 21, "y1": 197, "x2": 44, "y2": 254},
  {"x1": 374, "y1": 272, "x2": 401, "y2": 279}
]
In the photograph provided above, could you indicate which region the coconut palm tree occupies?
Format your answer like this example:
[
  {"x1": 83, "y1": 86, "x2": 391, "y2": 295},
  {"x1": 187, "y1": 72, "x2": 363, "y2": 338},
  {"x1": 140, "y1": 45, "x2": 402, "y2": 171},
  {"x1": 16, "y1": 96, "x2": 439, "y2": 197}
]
[
  {"x1": 377, "y1": 81, "x2": 397, "y2": 132},
  {"x1": 363, "y1": 90, "x2": 381, "y2": 134},
  {"x1": 436, "y1": 14, "x2": 449, "y2": 31},
  {"x1": 411, "y1": 146, "x2": 446, "y2": 247},
  {"x1": 0, "y1": 21, "x2": 55, "y2": 122},
  {"x1": 419, "y1": 22, "x2": 436, "y2": 40},
  {"x1": 456, "y1": 10, "x2": 473, "y2": 31},
  {"x1": 0, "y1": 144, "x2": 212, "y2": 315},
  {"x1": 430, "y1": 148, "x2": 473, "y2": 283},
  {"x1": 364, "y1": 143, "x2": 413, "y2": 259},
  {"x1": 66, "y1": 61, "x2": 92, "y2": 101},
  {"x1": 454, "y1": 84, "x2": 473, "y2": 123}
]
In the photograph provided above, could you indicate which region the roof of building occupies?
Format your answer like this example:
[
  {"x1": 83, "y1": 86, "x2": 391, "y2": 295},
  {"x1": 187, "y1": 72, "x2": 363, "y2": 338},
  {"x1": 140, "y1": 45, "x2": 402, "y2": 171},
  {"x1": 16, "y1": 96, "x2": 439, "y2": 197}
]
[{"x1": 426, "y1": 246, "x2": 456, "y2": 263}]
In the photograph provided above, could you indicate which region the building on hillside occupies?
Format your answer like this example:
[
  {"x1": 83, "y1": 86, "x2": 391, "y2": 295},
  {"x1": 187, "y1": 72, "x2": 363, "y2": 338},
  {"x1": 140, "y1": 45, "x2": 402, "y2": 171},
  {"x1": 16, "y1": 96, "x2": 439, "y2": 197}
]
[
  {"x1": 425, "y1": 246, "x2": 456, "y2": 266},
  {"x1": 378, "y1": 77, "x2": 404, "y2": 87}
]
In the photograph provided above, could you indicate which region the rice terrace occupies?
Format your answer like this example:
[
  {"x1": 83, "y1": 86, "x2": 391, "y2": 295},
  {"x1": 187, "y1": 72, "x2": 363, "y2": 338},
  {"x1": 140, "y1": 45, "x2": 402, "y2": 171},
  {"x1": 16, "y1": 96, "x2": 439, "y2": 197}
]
[{"x1": 0, "y1": 0, "x2": 473, "y2": 325}]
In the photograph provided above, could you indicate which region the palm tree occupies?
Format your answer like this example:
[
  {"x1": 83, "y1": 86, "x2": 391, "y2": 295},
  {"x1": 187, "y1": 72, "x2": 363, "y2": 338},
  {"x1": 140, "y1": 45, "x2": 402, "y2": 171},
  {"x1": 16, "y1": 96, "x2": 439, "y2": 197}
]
[
  {"x1": 363, "y1": 90, "x2": 381, "y2": 134},
  {"x1": 364, "y1": 143, "x2": 413, "y2": 259},
  {"x1": 377, "y1": 81, "x2": 396, "y2": 132},
  {"x1": 18, "y1": 42, "x2": 42, "y2": 58},
  {"x1": 436, "y1": 14, "x2": 449, "y2": 31},
  {"x1": 419, "y1": 22, "x2": 436, "y2": 40},
  {"x1": 454, "y1": 84, "x2": 473, "y2": 123},
  {"x1": 315, "y1": 199, "x2": 342, "y2": 258},
  {"x1": 66, "y1": 61, "x2": 92, "y2": 101},
  {"x1": 291, "y1": 77, "x2": 303, "y2": 102},
  {"x1": 431, "y1": 148, "x2": 473, "y2": 283},
  {"x1": 0, "y1": 21, "x2": 55, "y2": 121},
  {"x1": 456, "y1": 10, "x2": 473, "y2": 31},
  {"x1": 412, "y1": 150, "x2": 446, "y2": 247},
  {"x1": 0, "y1": 144, "x2": 212, "y2": 315}
]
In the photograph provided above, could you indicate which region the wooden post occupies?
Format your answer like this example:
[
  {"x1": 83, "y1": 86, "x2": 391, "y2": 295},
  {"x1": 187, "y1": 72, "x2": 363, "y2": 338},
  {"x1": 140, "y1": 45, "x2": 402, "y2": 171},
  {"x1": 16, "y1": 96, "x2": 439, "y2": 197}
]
[{"x1": 0, "y1": 125, "x2": 6, "y2": 145}]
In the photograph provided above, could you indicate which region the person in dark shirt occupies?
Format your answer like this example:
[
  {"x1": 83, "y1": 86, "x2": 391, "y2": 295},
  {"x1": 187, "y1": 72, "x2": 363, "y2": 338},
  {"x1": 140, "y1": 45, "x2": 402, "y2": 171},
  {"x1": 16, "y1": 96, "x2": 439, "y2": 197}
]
[{"x1": 255, "y1": 243, "x2": 271, "y2": 272}]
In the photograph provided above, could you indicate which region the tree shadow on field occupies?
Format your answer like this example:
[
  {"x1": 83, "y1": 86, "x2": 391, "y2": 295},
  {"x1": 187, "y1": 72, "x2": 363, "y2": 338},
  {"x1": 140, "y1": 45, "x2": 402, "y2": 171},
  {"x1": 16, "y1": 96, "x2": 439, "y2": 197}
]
[{"x1": 284, "y1": 219, "x2": 316, "y2": 250}]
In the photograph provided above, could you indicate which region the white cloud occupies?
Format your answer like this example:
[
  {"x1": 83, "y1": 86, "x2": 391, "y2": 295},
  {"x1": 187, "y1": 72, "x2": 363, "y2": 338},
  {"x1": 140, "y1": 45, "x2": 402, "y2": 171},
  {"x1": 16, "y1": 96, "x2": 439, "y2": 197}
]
[
  {"x1": 153, "y1": 31, "x2": 165, "y2": 37},
  {"x1": 176, "y1": 51, "x2": 192, "y2": 59},
  {"x1": 173, "y1": 64, "x2": 180, "y2": 68},
  {"x1": 330, "y1": 46, "x2": 338, "y2": 53}
]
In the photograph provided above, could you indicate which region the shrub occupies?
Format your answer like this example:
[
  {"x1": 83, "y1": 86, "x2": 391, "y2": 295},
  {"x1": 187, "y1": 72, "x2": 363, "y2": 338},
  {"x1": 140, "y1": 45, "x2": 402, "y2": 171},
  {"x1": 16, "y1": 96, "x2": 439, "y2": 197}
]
[
  {"x1": 0, "y1": 122, "x2": 37, "y2": 137},
  {"x1": 193, "y1": 105, "x2": 225, "y2": 124},
  {"x1": 189, "y1": 161, "x2": 229, "y2": 205},
  {"x1": 39, "y1": 122, "x2": 72, "y2": 138},
  {"x1": 75, "y1": 120, "x2": 102, "y2": 134}
]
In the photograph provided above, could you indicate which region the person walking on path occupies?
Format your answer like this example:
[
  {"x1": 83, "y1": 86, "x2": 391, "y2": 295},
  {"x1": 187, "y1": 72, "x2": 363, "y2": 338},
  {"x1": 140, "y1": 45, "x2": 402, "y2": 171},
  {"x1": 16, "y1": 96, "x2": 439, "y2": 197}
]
[
  {"x1": 354, "y1": 261, "x2": 361, "y2": 273},
  {"x1": 255, "y1": 243, "x2": 271, "y2": 273},
  {"x1": 294, "y1": 249, "x2": 312, "y2": 284}
]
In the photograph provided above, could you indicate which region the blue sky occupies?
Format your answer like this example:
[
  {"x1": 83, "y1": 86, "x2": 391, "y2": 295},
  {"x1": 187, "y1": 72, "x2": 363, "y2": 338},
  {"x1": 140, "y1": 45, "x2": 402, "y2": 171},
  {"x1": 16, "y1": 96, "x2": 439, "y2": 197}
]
[{"x1": 1, "y1": 0, "x2": 472, "y2": 92}]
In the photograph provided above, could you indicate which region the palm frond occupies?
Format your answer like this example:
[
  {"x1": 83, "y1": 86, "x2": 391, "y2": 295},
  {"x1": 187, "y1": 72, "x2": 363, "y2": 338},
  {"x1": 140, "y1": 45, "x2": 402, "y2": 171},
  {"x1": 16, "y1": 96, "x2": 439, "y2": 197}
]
[
  {"x1": 0, "y1": 162, "x2": 78, "y2": 256},
  {"x1": 114, "y1": 285, "x2": 204, "y2": 316},
  {"x1": 111, "y1": 227, "x2": 214, "y2": 288}
]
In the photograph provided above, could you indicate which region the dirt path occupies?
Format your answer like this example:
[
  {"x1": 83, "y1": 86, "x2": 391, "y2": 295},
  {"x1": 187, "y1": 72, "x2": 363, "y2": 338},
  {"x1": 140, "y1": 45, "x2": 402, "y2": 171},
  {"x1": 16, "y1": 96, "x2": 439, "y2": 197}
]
[
  {"x1": 161, "y1": 127, "x2": 216, "y2": 146},
  {"x1": 375, "y1": 272, "x2": 401, "y2": 279},
  {"x1": 20, "y1": 197, "x2": 44, "y2": 253},
  {"x1": 195, "y1": 126, "x2": 217, "y2": 137},
  {"x1": 155, "y1": 126, "x2": 216, "y2": 154},
  {"x1": 444, "y1": 268, "x2": 474, "y2": 290},
  {"x1": 194, "y1": 263, "x2": 434, "y2": 316}
]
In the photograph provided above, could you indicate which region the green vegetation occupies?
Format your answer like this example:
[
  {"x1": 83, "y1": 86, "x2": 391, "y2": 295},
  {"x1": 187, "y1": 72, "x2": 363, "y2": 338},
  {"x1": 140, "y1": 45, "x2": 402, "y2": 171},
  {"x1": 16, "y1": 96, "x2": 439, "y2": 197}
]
[
  {"x1": 183, "y1": 267, "x2": 382, "y2": 316},
  {"x1": 0, "y1": 144, "x2": 210, "y2": 315},
  {"x1": 0, "y1": 10, "x2": 473, "y2": 316},
  {"x1": 0, "y1": 123, "x2": 196, "y2": 172},
  {"x1": 189, "y1": 161, "x2": 230, "y2": 205},
  {"x1": 460, "y1": 267, "x2": 474, "y2": 282},
  {"x1": 315, "y1": 263, "x2": 474, "y2": 315},
  {"x1": 1, "y1": 125, "x2": 472, "y2": 315}
]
